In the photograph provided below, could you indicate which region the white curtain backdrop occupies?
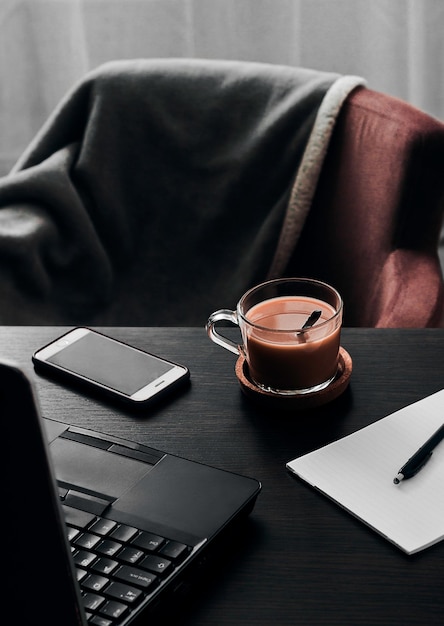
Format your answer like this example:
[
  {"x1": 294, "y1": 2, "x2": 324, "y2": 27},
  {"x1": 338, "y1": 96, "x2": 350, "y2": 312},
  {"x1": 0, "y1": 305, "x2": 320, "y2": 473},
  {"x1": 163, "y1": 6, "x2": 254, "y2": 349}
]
[
  {"x1": 1, "y1": 0, "x2": 443, "y2": 271},
  {"x1": 1, "y1": 0, "x2": 443, "y2": 179}
]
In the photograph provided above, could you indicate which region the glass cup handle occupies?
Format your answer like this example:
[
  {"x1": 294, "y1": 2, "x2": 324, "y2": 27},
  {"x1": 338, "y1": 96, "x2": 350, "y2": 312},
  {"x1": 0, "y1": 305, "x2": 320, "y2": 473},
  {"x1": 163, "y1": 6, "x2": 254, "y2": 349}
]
[{"x1": 205, "y1": 309, "x2": 240, "y2": 355}]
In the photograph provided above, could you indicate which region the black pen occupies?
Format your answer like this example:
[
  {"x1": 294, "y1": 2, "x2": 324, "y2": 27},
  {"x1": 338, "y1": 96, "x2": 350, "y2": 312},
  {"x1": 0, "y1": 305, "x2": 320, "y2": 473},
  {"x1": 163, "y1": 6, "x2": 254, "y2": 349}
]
[{"x1": 393, "y1": 423, "x2": 444, "y2": 484}]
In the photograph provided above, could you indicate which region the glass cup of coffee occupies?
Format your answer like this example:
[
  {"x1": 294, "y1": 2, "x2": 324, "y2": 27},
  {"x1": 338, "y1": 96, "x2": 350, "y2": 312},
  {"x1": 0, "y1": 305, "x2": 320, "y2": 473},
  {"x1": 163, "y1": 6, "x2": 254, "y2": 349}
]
[{"x1": 206, "y1": 278, "x2": 343, "y2": 396}]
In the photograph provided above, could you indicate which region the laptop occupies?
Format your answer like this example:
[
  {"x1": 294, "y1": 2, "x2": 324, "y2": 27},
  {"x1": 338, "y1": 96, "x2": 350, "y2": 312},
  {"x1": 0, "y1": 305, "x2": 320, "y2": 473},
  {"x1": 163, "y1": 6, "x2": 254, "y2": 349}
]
[{"x1": 3, "y1": 360, "x2": 261, "y2": 625}]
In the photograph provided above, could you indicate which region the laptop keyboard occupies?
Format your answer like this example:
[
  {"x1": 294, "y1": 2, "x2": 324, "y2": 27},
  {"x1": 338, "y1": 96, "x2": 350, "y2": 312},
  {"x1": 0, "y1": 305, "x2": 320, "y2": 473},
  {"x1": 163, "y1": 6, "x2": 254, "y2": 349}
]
[{"x1": 64, "y1": 504, "x2": 192, "y2": 624}]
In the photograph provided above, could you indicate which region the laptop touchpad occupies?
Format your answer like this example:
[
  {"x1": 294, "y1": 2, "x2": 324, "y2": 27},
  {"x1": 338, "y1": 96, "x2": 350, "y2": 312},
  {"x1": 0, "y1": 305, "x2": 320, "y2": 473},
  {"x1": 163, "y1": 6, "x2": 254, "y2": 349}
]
[{"x1": 50, "y1": 438, "x2": 153, "y2": 498}]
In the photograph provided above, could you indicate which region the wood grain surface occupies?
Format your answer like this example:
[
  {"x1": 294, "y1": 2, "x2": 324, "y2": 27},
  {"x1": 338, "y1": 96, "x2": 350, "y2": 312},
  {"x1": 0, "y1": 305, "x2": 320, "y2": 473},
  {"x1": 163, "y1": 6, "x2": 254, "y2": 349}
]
[{"x1": 1, "y1": 327, "x2": 443, "y2": 626}]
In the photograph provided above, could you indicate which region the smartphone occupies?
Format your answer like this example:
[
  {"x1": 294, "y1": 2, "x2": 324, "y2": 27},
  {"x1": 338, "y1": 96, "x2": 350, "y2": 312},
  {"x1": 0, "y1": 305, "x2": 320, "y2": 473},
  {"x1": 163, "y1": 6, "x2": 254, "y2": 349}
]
[{"x1": 32, "y1": 327, "x2": 190, "y2": 408}]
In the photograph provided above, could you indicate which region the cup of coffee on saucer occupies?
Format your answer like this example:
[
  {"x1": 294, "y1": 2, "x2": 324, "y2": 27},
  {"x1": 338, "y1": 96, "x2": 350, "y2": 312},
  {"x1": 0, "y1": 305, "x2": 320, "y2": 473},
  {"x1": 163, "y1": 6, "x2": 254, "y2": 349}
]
[{"x1": 206, "y1": 278, "x2": 352, "y2": 409}]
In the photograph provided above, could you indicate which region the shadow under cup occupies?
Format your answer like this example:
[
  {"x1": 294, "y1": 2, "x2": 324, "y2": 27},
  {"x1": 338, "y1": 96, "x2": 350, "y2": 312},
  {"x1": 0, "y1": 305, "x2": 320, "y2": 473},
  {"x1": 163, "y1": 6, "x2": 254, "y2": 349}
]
[{"x1": 207, "y1": 278, "x2": 343, "y2": 397}]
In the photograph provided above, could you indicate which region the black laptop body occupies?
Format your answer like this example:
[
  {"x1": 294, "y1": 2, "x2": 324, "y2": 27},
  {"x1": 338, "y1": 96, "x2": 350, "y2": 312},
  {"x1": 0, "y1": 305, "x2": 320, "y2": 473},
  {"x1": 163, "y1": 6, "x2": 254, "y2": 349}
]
[{"x1": 3, "y1": 360, "x2": 261, "y2": 625}]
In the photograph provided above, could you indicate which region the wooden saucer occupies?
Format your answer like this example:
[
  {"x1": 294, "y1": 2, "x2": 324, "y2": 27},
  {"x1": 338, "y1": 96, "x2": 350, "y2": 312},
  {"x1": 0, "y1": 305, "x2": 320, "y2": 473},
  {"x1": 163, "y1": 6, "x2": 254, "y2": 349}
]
[{"x1": 235, "y1": 347, "x2": 352, "y2": 411}]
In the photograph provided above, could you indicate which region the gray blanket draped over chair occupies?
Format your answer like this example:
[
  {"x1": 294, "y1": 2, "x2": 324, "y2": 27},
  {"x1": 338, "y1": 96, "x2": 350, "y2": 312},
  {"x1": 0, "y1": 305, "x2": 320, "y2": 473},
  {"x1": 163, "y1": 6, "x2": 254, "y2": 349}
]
[{"x1": 0, "y1": 59, "x2": 363, "y2": 325}]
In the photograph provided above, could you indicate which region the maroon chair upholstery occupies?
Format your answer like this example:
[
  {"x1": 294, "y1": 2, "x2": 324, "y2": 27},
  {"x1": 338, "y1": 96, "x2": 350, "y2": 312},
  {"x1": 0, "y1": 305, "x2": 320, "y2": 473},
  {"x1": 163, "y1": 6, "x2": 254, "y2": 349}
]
[{"x1": 288, "y1": 87, "x2": 444, "y2": 327}]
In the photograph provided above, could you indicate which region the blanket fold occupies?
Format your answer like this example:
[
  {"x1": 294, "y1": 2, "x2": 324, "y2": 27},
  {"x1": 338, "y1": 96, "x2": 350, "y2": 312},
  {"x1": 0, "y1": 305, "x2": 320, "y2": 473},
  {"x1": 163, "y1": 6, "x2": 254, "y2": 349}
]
[{"x1": 0, "y1": 59, "x2": 364, "y2": 325}]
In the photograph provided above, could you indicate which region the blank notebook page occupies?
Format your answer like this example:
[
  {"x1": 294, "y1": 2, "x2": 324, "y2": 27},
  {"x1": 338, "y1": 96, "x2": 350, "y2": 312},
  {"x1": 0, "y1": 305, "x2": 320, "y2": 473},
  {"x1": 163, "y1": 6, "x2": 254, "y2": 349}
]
[{"x1": 287, "y1": 389, "x2": 444, "y2": 554}]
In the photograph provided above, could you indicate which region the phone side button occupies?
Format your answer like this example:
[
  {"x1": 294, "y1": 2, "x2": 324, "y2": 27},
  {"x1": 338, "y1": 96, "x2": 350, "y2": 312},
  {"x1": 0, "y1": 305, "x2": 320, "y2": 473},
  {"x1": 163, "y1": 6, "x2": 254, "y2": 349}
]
[{"x1": 108, "y1": 444, "x2": 164, "y2": 466}]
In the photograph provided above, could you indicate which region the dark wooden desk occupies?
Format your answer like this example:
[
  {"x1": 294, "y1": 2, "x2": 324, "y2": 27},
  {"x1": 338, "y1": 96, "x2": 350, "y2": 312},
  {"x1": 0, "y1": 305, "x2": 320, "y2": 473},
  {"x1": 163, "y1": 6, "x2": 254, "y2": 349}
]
[{"x1": 1, "y1": 327, "x2": 443, "y2": 626}]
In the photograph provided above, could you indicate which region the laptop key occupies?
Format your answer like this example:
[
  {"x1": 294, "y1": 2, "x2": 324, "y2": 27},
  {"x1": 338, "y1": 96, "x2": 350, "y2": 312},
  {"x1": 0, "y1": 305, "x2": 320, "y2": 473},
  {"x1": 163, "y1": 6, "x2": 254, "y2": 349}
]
[
  {"x1": 117, "y1": 546, "x2": 144, "y2": 565},
  {"x1": 76, "y1": 568, "x2": 88, "y2": 583},
  {"x1": 110, "y1": 524, "x2": 138, "y2": 543},
  {"x1": 99, "y1": 599, "x2": 130, "y2": 621},
  {"x1": 89, "y1": 518, "x2": 118, "y2": 536},
  {"x1": 96, "y1": 539, "x2": 123, "y2": 557},
  {"x1": 105, "y1": 581, "x2": 143, "y2": 605},
  {"x1": 74, "y1": 550, "x2": 97, "y2": 569},
  {"x1": 114, "y1": 565, "x2": 158, "y2": 590},
  {"x1": 159, "y1": 540, "x2": 189, "y2": 561},
  {"x1": 74, "y1": 532, "x2": 102, "y2": 550},
  {"x1": 66, "y1": 526, "x2": 80, "y2": 541},
  {"x1": 139, "y1": 554, "x2": 173, "y2": 577},
  {"x1": 90, "y1": 616, "x2": 113, "y2": 626},
  {"x1": 91, "y1": 557, "x2": 119, "y2": 576},
  {"x1": 83, "y1": 592, "x2": 106, "y2": 612},
  {"x1": 82, "y1": 574, "x2": 109, "y2": 593},
  {"x1": 131, "y1": 531, "x2": 165, "y2": 552}
]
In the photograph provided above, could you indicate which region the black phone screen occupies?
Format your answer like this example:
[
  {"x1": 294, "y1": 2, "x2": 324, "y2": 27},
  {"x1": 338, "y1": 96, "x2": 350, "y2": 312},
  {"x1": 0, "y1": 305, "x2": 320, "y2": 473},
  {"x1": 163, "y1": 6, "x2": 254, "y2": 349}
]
[{"x1": 47, "y1": 332, "x2": 174, "y2": 396}]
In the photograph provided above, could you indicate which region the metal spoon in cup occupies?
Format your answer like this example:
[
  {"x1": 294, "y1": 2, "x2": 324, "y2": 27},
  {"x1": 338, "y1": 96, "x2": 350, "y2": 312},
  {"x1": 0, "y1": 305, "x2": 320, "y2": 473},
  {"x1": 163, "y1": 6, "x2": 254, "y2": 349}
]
[{"x1": 297, "y1": 309, "x2": 322, "y2": 341}]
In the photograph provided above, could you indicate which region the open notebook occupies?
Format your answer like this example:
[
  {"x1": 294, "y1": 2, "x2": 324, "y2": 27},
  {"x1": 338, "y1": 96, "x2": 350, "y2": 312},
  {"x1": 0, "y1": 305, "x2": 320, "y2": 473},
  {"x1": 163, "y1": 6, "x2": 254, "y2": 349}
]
[{"x1": 287, "y1": 389, "x2": 444, "y2": 554}]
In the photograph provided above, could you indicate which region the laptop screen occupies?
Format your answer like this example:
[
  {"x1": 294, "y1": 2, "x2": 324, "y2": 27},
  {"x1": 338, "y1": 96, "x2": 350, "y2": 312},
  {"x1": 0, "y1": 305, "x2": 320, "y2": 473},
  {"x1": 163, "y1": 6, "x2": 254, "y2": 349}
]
[{"x1": 3, "y1": 361, "x2": 86, "y2": 626}]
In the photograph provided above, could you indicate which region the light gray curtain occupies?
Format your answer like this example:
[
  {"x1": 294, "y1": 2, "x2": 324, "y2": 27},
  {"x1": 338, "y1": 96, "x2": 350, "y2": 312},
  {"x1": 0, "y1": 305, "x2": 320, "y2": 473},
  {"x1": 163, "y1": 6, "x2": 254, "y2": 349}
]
[{"x1": 1, "y1": 0, "x2": 443, "y2": 177}]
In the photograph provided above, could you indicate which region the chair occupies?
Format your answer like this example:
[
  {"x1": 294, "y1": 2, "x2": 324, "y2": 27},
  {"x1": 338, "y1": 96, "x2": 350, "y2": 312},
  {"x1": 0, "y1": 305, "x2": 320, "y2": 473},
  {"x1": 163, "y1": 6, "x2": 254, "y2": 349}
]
[
  {"x1": 286, "y1": 86, "x2": 444, "y2": 327},
  {"x1": 0, "y1": 60, "x2": 443, "y2": 327}
]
